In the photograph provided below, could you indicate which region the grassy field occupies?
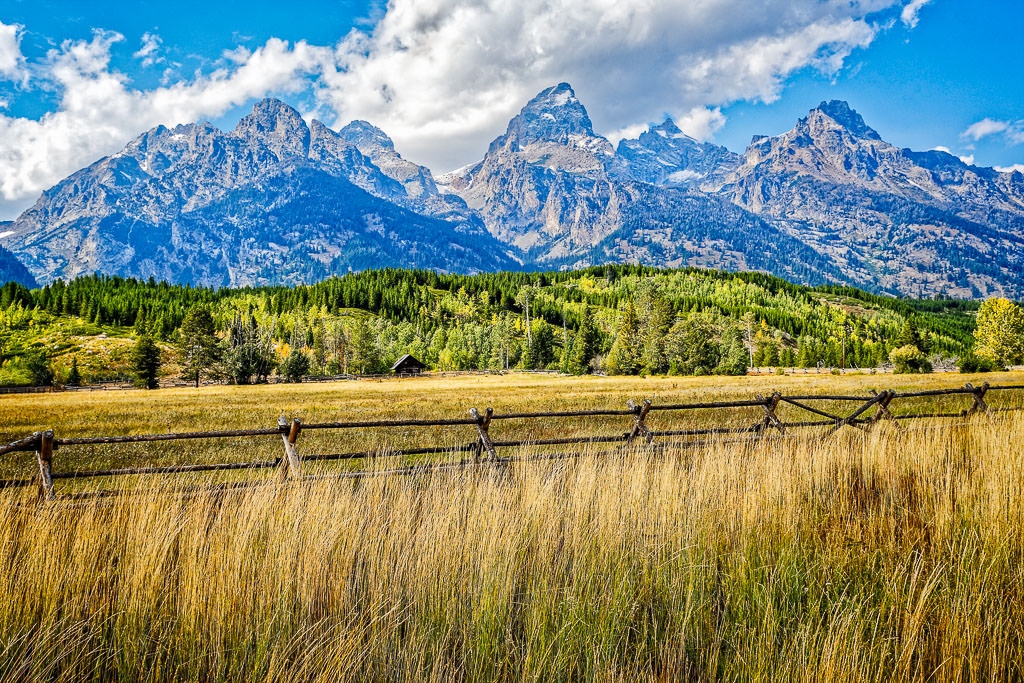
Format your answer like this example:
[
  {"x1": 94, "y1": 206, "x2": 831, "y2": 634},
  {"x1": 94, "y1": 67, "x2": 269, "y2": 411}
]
[{"x1": 2, "y1": 372, "x2": 1024, "y2": 680}]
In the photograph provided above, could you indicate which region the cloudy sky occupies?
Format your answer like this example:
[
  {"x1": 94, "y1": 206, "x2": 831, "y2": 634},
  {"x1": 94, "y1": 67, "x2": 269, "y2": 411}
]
[{"x1": 0, "y1": 0, "x2": 1021, "y2": 219}]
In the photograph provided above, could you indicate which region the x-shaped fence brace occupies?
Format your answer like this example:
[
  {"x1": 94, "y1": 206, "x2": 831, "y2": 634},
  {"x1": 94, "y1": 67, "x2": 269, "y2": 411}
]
[{"x1": 0, "y1": 381, "x2": 1017, "y2": 501}]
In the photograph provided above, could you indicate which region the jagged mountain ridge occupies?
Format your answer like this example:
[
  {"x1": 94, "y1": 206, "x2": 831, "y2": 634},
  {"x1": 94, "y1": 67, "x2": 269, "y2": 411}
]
[
  {"x1": 440, "y1": 88, "x2": 1024, "y2": 296},
  {"x1": 440, "y1": 83, "x2": 840, "y2": 286},
  {"x1": 2, "y1": 100, "x2": 517, "y2": 287},
  {"x1": 716, "y1": 100, "x2": 1024, "y2": 297},
  {"x1": 615, "y1": 118, "x2": 741, "y2": 188},
  {"x1": 2, "y1": 87, "x2": 1023, "y2": 297},
  {"x1": 441, "y1": 83, "x2": 630, "y2": 253}
]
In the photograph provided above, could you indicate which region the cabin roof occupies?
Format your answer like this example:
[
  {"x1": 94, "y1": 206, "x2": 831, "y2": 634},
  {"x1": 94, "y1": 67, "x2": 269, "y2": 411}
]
[{"x1": 390, "y1": 354, "x2": 425, "y2": 371}]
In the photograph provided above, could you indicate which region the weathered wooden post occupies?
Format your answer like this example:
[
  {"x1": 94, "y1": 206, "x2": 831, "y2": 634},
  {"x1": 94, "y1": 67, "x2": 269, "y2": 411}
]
[
  {"x1": 755, "y1": 393, "x2": 786, "y2": 435},
  {"x1": 277, "y1": 417, "x2": 302, "y2": 480},
  {"x1": 470, "y1": 407, "x2": 497, "y2": 462},
  {"x1": 964, "y1": 382, "x2": 990, "y2": 416},
  {"x1": 36, "y1": 430, "x2": 55, "y2": 501},
  {"x1": 626, "y1": 399, "x2": 653, "y2": 444},
  {"x1": 867, "y1": 389, "x2": 898, "y2": 429}
]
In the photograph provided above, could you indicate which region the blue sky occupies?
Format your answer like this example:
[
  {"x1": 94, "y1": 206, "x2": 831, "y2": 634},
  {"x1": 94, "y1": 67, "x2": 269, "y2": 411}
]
[{"x1": 0, "y1": 0, "x2": 1021, "y2": 219}]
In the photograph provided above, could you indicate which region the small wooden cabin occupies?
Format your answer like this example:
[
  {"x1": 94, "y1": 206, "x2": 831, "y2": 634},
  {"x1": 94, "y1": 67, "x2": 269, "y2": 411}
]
[{"x1": 390, "y1": 354, "x2": 426, "y2": 375}]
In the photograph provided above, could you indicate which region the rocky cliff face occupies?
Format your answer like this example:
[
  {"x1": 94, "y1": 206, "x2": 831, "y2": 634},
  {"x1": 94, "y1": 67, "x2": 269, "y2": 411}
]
[
  {"x1": 1, "y1": 100, "x2": 517, "y2": 286},
  {"x1": 439, "y1": 83, "x2": 844, "y2": 284},
  {"x1": 337, "y1": 119, "x2": 493, "y2": 236}
]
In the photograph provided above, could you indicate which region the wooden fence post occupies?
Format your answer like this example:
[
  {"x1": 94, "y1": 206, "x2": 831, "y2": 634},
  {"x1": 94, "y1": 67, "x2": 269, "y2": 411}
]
[
  {"x1": 867, "y1": 390, "x2": 898, "y2": 428},
  {"x1": 626, "y1": 399, "x2": 653, "y2": 444},
  {"x1": 964, "y1": 382, "x2": 990, "y2": 416},
  {"x1": 756, "y1": 393, "x2": 786, "y2": 435},
  {"x1": 470, "y1": 407, "x2": 497, "y2": 462},
  {"x1": 277, "y1": 417, "x2": 302, "y2": 480},
  {"x1": 36, "y1": 430, "x2": 55, "y2": 501}
]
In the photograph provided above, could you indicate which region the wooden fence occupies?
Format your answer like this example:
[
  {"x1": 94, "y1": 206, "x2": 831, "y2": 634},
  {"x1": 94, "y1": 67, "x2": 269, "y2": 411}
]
[{"x1": 1, "y1": 382, "x2": 1022, "y2": 501}]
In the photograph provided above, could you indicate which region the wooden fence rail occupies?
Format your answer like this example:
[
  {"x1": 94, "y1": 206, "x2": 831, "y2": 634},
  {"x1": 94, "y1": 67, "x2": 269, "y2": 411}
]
[{"x1": 2, "y1": 382, "x2": 1023, "y2": 500}]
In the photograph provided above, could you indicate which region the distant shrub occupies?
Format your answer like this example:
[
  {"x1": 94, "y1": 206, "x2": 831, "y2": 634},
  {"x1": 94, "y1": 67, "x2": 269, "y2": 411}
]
[
  {"x1": 958, "y1": 351, "x2": 1002, "y2": 373},
  {"x1": 279, "y1": 348, "x2": 311, "y2": 383},
  {"x1": 890, "y1": 345, "x2": 932, "y2": 374}
]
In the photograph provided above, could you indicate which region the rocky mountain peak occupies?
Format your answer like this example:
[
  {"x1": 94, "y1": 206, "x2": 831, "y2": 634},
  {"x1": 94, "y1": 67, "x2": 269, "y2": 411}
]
[
  {"x1": 806, "y1": 100, "x2": 881, "y2": 141},
  {"x1": 233, "y1": 98, "x2": 311, "y2": 159},
  {"x1": 339, "y1": 120, "x2": 438, "y2": 199},
  {"x1": 496, "y1": 82, "x2": 598, "y2": 150},
  {"x1": 648, "y1": 117, "x2": 687, "y2": 139},
  {"x1": 616, "y1": 117, "x2": 741, "y2": 187},
  {"x1": 339, "y1": 120, "x2": 397, "y2": 155}
]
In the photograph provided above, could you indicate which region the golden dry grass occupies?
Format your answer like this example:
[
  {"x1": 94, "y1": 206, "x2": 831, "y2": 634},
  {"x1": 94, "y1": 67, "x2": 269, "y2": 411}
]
[{"x1": 1, "y1": 372, "x2": 1023, "y2": 681}]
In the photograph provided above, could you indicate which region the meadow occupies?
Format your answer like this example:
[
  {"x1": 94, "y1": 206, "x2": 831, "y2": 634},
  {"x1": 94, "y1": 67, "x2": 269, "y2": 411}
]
[{"x1": 1, "y1": 372, "x2": 1023, "y2": 681}]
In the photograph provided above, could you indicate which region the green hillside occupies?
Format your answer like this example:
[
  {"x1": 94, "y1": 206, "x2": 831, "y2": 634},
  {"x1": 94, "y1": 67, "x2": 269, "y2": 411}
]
[{"x1": 0, "y1": 266, "x2": 980, "y2": 385}]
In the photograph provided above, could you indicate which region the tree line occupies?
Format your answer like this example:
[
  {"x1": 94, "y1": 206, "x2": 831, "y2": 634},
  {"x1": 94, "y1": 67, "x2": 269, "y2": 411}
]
[{"x1": 0, "y1": 265, "x2": 1011, "y2": 388}]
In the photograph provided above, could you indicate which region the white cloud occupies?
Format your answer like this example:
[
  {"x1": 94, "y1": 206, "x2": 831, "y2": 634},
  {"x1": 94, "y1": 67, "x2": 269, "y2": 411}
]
[
  {"x1": 0, "y1": 20, "x2": 25, "y2": 80},
  {"x1": 133, "y1": 32, "x2": 164, "y2": 68},
  {"x1": 606, "y1": 123, "x2": 648, "y2": 147},
  {"x1": 996, "y1": 164, "x2": 1024, "y2": 175},
  {"x1": 0, "y1": 0, "x2": 920, "y2": 217},
  {"x1": 313, "y1": 0, "x2": 904, "y2": 172},
  {"x1": 901, "y1": 0, "x2": 931, "y2": 28},
  {"x1": 677, "y1": 107, "x2": 727, "y2": 141},
  {"x1": 963, "y1": 118, "x2": 1010, "y2": 141},
  {"x1": 962, "y1": 118, "x2": 1024, "y2": 145}
]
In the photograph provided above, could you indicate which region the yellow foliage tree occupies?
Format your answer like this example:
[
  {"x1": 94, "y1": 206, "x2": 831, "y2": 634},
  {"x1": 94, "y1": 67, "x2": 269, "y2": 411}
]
[{"x1": 975, "y1": 297, "x2": 1024, "y2": 366}]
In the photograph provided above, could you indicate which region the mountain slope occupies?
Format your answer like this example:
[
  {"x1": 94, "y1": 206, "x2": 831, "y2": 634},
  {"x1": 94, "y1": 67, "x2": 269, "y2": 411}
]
[{"x1": 0, "y1": 237, "x2": 36, "y2": 288}]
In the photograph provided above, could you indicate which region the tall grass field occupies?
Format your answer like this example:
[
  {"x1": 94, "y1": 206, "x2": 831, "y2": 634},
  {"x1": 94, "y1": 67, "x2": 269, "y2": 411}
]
[{"x1": 1, "y1": 373, "x2": 1023, "y2": 681}]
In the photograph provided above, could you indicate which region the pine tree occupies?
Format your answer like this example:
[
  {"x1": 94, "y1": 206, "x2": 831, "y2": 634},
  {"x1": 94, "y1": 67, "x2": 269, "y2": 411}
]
[
  {"x1": 66, "y1": 356, "x2": 82, "y2": 387},
  {"x1": 567, "y1": 307, "x2": 598, "y2": 375},
  {"x1": 606, "y1": 300, "x2": 642, "y2": 375},
  {"x1": 522, "y1": 320, "x2": 555, "y2": 370},
  {"x1": 178, "y1": 307, "x2": 221, "y2": 388},
  {"x1": 132, "y1": 335, "x2": 161, "y2": 389},
  {"x1": 279, "y1": 348, "x2": 311, "y2": 382},
  {"x1": 895, "y1": 318, "x2": 924, "y2": 350}
]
